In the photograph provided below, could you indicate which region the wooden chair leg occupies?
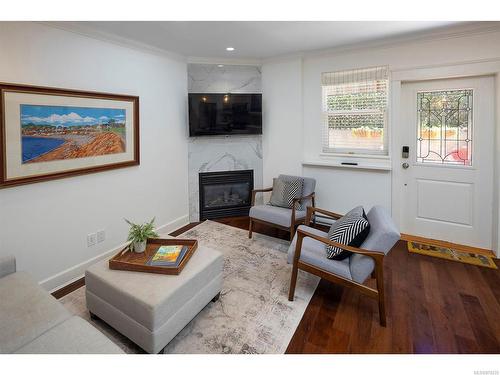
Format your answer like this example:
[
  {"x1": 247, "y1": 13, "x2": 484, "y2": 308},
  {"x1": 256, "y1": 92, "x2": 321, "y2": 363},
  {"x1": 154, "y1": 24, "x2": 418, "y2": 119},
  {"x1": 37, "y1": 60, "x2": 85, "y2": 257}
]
[
  {"x1": 288, "y1": 263, "x2": 298, "y2": 301},
  {"x1": 248, "y1": 218, "x2": 253, "y2": 239},
  {"x1": 375, "y1": 262, "x2": 387, "y2": 327},
  {"x1": 289, "y1": 226, "x2": 295, "y2": 241},
  {"x1": 312, "y1": 197, "x2": 316, "y2": 225},
  {"x1": 289, "y1": 231, "x2": 305, "y2": 301},
  {"x1": 378, "y1": 293, "x2": 387, "y2": 327}
]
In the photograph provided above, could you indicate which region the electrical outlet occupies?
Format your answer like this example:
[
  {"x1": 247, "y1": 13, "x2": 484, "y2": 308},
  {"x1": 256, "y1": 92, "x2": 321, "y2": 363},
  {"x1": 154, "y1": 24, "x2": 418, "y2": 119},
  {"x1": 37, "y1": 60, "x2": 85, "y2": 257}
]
[
  {"x1": 97, "y1": 230, "x2": 105, "y2": 243},
  {"x1": 87, "y1": 233, "x2": 97, "y2": 247}
]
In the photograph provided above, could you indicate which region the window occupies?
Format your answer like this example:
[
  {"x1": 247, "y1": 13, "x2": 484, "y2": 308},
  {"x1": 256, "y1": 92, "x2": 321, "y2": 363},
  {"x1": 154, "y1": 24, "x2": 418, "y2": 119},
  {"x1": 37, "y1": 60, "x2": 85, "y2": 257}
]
[
  {"x1": 321, "y1": 66, "x2": 389, "y2": 155},
  {"x1": 416, "y1": 89, "x2": 473, "y2": 166}
]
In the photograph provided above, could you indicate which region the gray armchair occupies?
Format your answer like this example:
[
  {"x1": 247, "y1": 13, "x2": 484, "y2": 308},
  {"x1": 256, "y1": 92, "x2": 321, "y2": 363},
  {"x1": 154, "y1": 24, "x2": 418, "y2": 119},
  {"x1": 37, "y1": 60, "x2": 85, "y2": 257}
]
[
  {"x1": 248, "y1": 175, "x2": 316, "y2": 241},
  {"x1": 287, "y1": 205, "x2": 400, "y2": 326}
]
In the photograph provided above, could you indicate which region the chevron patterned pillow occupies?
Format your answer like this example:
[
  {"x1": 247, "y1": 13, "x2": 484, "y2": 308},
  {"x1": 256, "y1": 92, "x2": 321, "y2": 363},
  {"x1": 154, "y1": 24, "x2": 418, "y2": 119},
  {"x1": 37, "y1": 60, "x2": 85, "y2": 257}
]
[
  {"x1": 326, "y1": 206, "x2": 370, "y2": 260},
  {"x1": 268, "y1": 176, "x2": 303, "y2": 209},
  {"x1": 283, "y1": 177, "x2": 303, "y2": 209}
]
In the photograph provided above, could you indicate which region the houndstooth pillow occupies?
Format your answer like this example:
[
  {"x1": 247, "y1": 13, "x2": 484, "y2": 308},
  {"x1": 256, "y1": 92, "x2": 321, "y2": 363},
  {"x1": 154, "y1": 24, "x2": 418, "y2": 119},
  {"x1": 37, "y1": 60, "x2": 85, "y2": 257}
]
[
  {"x1": 268, "y1": 177, "x2": 303, "y2": 209},
  {"x1": 326, "y1": 206, "x2": 370, "y2": 260}
]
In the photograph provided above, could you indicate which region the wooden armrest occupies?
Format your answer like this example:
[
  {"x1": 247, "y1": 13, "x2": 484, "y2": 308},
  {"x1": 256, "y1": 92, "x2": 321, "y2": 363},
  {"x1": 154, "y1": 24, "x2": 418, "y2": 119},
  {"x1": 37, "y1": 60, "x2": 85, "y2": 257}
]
[
  {"x1": 305, "y1": 206, "x2": 342, "y2": 225},
  {"x1": 251, "y1": 187, "x2": 273, "y2": 206},
  {"x1": 252, "y1": 187, "x2": 273, "y2": 193},
  {"x1": 295, "y1": 227, "x2": 385, "y2": 260},
  {"x1": 291, "y1": 192, "x2": 315, "y2": 225}
]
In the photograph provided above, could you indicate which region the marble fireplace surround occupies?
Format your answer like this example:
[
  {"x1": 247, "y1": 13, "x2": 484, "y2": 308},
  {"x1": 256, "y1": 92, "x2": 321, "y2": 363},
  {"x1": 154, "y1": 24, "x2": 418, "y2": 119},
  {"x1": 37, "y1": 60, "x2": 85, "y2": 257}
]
[
  {"x1": 188, "y1": 135, "x2": 263, "y2": 222},
  {"x1": 188, "y1": 63, "x2": 263, "y2": 222}
]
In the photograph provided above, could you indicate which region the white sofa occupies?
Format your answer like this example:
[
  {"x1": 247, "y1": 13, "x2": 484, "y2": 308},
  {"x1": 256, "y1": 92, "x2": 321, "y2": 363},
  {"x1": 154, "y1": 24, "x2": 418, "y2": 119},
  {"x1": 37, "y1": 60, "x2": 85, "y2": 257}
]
[{"x1": 0, "y1": 255, "x2": 123, "y2": 354}]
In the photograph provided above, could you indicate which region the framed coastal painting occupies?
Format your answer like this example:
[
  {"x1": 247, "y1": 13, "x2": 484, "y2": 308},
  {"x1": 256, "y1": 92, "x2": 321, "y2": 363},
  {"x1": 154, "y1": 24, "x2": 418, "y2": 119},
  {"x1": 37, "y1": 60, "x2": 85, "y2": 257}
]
[{"x1": 0, "y1": 83, "x2": 139, "y2": 188}]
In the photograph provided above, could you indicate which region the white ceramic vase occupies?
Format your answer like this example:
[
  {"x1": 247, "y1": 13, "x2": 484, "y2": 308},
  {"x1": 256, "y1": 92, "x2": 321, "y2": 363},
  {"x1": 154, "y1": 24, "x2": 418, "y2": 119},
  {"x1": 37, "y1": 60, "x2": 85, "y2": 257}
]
[{"x1": 133, "y1": 241, "x2": 147, "y2": 253}]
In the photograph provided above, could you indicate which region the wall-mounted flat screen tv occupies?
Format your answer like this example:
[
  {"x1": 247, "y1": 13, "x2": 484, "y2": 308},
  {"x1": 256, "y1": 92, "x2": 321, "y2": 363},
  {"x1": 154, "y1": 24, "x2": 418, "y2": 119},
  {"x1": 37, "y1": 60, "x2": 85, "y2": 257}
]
[{"x1": 188, "y1": 93, "x2": 262, "y2": 136}]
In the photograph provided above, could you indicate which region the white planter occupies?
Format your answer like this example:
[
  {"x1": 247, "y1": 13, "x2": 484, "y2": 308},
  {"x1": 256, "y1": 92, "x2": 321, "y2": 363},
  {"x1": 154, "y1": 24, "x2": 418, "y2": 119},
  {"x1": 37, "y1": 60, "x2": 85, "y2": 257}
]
[{"x1": 133, "y1": 241, "x2": 147, "y2": 253}]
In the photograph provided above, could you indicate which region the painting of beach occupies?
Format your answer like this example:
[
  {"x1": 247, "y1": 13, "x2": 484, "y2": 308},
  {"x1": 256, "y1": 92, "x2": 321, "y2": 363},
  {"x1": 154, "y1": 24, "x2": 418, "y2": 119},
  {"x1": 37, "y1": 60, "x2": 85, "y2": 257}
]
[
  {"x1": 21, "y1": 105, "x2": 126, "y2": 164},
  {"x1": 1, "y1": 83, "x2": 138, "y2": 188}
]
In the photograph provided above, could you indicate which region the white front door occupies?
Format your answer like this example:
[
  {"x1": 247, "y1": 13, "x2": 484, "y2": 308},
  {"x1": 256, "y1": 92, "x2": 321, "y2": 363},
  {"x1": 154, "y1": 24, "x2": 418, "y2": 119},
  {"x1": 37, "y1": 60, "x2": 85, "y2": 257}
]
[{"x1": 398, "y1": 76, "x2": 495, "y2": 249}]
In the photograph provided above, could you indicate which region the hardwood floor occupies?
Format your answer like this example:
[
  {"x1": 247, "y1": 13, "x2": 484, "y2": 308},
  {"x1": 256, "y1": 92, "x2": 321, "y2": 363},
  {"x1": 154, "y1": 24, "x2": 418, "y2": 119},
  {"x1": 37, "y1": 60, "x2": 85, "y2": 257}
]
[{"x1": 172, "y1": 216, "x2": 500, "y2": 354}]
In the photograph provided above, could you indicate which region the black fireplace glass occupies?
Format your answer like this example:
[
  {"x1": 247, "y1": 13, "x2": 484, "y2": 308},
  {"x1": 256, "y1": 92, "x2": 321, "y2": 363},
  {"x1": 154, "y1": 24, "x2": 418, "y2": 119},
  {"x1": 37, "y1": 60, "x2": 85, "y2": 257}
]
[
  {"x1": 202, "y1": 182, "x2": 251, "y2": 209},
  {"x1": 199, "y1": 170, "x2": 254, "y2": 220}
]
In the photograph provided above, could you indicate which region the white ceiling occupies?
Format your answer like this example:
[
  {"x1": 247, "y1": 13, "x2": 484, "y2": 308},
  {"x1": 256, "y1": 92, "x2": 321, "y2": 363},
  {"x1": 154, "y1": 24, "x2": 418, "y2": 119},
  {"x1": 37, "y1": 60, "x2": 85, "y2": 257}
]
[{"x1": 53, "y1": 21, "x2": 473, "y2": 61}]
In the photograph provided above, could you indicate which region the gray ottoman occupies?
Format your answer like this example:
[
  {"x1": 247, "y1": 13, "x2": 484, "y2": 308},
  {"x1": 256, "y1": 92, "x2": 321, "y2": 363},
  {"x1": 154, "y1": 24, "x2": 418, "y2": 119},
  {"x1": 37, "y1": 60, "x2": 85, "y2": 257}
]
[{"x1": 85, "y1": 245, "x2": 223, "y2": 354}]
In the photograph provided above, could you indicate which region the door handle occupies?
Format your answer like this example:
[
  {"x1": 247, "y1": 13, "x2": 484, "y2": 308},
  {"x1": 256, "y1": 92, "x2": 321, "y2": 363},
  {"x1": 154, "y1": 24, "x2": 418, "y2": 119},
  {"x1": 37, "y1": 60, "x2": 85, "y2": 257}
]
[{"x1": 402, "y1": 162, "x2": 409, "y2": 169}]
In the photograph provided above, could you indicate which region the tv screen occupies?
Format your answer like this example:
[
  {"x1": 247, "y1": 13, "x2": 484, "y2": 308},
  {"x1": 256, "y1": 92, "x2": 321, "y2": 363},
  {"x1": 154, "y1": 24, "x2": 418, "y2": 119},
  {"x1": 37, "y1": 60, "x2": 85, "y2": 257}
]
[{"x1": 189, "y1": 93, "x2": 262, "y2": 136}]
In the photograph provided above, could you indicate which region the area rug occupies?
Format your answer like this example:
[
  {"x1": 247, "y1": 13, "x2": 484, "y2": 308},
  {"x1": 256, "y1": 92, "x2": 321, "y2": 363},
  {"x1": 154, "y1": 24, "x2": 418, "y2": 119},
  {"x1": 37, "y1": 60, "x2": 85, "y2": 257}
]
[
  {"x1": 407, "y1": 241, "x2": 498, "y2": 269},
  {"x1": 60, "y1": 220, "x2": 320, "y2": 353}
]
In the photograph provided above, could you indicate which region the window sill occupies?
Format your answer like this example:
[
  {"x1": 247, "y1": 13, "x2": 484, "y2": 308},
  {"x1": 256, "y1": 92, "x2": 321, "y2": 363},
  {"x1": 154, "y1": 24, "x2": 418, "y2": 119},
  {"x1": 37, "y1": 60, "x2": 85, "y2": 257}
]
[
  {"x1": 302, "y1": 160, "x2": 392, "y2": 171},
  {"x1": 319, "y1": 152, "x2": 390, "y2": 160}
]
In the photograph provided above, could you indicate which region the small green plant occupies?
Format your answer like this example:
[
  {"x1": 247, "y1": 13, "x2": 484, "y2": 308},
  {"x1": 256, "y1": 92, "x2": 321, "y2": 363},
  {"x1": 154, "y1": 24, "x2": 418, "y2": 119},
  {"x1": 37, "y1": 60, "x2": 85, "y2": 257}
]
[{"x1": 125, "y1": 217, "x2": 159, "y2": 244}]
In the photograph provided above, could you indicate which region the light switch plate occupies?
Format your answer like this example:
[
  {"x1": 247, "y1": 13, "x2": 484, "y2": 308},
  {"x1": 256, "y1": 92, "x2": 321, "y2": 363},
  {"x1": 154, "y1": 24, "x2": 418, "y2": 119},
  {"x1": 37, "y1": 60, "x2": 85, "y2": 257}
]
[
  {"x1": 97, "y1": 230, "x2": 105, "y2": 243},
  {"x1": 87, "y1": 233, "x2": 97, "y2": 247}
]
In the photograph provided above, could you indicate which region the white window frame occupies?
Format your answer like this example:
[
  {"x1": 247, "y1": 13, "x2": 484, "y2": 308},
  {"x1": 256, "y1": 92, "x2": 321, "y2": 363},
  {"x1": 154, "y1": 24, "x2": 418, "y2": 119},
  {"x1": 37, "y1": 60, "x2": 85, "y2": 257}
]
[{"x1": 321, "y1": 66, "x2": 390, "y2": 157}]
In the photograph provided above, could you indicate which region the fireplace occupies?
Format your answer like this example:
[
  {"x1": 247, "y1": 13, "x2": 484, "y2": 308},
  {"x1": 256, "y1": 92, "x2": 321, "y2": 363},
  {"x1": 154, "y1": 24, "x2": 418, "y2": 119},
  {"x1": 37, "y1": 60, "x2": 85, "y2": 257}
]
[{"x1": 199, "y1": 170, "x2": 254, "y2": 220}]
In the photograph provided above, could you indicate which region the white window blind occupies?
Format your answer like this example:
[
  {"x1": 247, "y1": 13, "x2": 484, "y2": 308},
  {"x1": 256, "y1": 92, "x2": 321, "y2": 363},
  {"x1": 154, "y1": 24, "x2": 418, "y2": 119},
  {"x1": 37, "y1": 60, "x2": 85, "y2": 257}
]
[{"x1": 321, "y1": 66, "x2": 389, "y2": 155}]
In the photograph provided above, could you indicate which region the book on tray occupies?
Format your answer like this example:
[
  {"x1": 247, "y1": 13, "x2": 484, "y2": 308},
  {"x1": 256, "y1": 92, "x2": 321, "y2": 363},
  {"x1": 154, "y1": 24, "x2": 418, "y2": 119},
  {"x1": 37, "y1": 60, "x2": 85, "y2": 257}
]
[{"x1": 147, "y1": 245, "x2": 189, "y2": 267}]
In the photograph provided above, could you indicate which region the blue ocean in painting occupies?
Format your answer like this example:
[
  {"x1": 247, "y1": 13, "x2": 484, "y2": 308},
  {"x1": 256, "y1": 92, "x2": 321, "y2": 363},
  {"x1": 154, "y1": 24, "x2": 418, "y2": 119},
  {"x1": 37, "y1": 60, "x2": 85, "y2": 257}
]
[
  {"x1": 22, "y1": 136, "x2": 65, "y2": 163},
  {"x1": 20, "y1": 104, "x2": 126, "y2": 163}
]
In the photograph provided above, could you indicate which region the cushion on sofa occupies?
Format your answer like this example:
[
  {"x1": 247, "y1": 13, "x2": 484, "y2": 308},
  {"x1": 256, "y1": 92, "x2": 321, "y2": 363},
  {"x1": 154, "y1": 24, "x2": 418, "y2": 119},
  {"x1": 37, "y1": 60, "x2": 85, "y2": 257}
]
[
  {"x1": 15, "y1": 316, "x2": 124, "y2": 354},
  {"x1": 250, "y1": 204, "x2": 306, "y2": 228},
  {"x1": 0, "y1": 271, "x2": 71, "y2": 353},
  {"x1": 0, "y1": 255, "x2": 16, "y2": 279}
]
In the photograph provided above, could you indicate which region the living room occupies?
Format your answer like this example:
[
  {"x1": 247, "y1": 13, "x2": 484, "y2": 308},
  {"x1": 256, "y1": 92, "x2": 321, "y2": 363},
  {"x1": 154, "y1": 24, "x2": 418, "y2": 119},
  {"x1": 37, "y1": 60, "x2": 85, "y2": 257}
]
[{"x1": 1, "y1": 1, "x2": 500, "y2": 373}]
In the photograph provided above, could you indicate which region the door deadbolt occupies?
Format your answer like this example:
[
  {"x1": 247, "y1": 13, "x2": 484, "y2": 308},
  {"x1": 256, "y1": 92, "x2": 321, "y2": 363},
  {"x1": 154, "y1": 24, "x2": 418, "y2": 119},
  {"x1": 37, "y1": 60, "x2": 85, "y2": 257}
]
[{"x1": 402, "y1": 162, "x2": 409, "y2": 169}]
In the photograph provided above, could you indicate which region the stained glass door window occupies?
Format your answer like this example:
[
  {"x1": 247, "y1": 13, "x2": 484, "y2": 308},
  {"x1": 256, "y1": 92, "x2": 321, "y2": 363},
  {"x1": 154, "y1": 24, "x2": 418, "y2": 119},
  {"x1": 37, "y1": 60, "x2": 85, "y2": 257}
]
[{"x1": 416, "y1": 89, "x2": 473, "y2": 166}]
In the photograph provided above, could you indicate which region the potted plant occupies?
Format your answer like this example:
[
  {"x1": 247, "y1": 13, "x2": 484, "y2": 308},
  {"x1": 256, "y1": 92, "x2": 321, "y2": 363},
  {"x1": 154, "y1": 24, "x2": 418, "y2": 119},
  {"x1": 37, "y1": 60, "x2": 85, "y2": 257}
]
[{"x1": 125, "y1": 217, "x2": 159, "y2": 253}]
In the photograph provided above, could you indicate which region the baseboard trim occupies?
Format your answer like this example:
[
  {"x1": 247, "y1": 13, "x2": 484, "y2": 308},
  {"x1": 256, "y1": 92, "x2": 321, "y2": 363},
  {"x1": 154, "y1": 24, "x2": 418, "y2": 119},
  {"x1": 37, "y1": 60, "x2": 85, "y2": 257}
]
[
  {"x1": 401, "y1": 233, "x2": 496, "y2": 258},
  {"x1": 40, "y1": 214, "x2": 190, "y2": 293},
  {"x1": 156, "y1": 214, "x2": 190, "y2": 236},
  {"x1": 51, "y1": 277, "x2": 85, "y2": 299}
]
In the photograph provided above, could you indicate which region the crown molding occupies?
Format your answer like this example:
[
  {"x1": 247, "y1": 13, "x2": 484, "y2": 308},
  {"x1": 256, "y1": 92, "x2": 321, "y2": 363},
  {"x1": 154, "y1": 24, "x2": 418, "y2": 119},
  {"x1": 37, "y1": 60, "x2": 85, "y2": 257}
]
[
  {"x1": 262, "y1": 21, "x2": 500, "y2": 64},
  {"x1": 40, "y1": 21, "x2": 500, "y2": 66},
  {"x1": 40, "y1": 21, "x2": 187, "y2": 63},
  {"x1": 187, "y1": 56, "x2": 262, "y2": 66}
]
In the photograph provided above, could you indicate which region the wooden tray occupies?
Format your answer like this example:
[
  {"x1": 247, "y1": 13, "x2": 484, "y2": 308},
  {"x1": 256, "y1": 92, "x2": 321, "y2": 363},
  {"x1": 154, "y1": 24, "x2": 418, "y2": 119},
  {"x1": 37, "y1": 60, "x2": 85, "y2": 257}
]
[{"x1": 109, "y1": 238, "x2": 198, "y2": 275}]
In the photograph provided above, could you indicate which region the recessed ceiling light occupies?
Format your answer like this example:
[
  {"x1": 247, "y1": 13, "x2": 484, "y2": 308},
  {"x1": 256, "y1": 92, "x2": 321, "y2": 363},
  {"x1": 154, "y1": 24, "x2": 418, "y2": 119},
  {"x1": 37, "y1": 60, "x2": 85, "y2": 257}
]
[
  {"x1": 217, "y1": 64, "x2": 224, "y2": 68},
  {"x1": 226, "y1": 47, "x2": 235, "y2": 51}
]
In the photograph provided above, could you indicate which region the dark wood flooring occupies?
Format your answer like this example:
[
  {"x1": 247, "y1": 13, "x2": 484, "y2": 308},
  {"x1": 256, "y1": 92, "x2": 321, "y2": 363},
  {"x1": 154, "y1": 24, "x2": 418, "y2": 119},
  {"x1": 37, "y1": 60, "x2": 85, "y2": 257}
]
[{"x1": 172, "y1": 216, "x2": 500, "y2": 354}]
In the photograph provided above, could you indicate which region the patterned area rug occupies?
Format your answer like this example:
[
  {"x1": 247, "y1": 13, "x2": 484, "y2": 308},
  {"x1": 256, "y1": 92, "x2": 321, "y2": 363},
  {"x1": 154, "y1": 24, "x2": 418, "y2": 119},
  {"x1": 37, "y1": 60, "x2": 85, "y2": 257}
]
[
  {"x1": 60, "y1": 220, "x2": 319, "y2": 353},
  {"x1": 407, "y1": 241, "x2": 498, "y2": 269}
]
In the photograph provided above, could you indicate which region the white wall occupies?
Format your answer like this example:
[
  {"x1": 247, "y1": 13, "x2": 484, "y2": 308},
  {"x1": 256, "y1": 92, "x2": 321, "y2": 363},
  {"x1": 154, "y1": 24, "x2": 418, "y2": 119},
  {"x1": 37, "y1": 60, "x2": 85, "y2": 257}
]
[
  {"x1": 262, "y1": 28, "x2": 500, "y2": 229},
  {"x1": 261, "y1": 58, "x2": 303, "y2": 188},
  {"x1": 0, "y1": 22, "x2": 190, "y2": 290}
]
